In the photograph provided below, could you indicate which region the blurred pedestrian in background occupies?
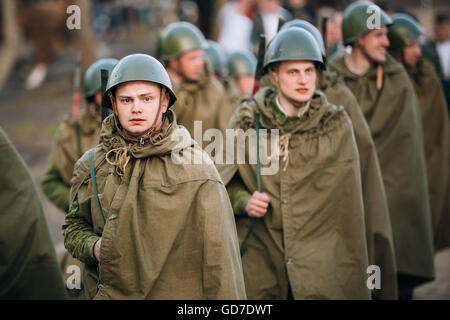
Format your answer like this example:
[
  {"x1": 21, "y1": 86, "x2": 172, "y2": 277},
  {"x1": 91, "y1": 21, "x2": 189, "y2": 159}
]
[
  {"x1": 324, "y1": 10, "x2": 345, "y2": 58},
  {"x1": 217, "y1": 0, "x2": 256, "y2": 53},
  {"x1": 250, "y1": 0, "x2": 291, "y2": 51},
  {"x1": 422, "y1": 13, "x2": 450, "y2": 112},
  {"x1": 283, "y1": 0, "x2": 315, "y2": 22}
]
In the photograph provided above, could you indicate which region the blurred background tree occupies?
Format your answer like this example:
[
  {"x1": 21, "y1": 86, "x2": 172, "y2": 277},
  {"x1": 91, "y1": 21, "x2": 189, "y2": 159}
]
[{"x1": 0, "y1": 0, "x2": 20, "y2": 91}]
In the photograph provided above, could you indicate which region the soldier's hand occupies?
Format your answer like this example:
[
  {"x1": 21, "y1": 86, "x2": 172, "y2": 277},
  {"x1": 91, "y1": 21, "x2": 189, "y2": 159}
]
[
  {"x1": 94, "y1": 238, "x2": 102, "y2": 262},
  {"x1": 245, "y1": 191, "x2": 270, "y2": 218}
]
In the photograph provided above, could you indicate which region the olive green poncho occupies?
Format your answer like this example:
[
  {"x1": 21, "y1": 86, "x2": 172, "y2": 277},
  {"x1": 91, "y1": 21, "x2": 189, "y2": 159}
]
[
  {"x1": 218, "y1": 88, "x2": 371, "y2": 299},
  {"x1": 318, "y1": 69, "x2": 397, "y2": 299},
  {"x1": 0, "y1": 127, "x2": 67, "y2": 299},
  {"x1": 62, "y1": 111, "x2": 246, "y2": 300},
  {"x1": 405, "y1": 57, "x2": 450, "y2": 251},
  {"x1": 258, "y1": 71, "x2": 397, "y2": 299},
  {"x1": 329, "y1": 54, "x2": 435, "y2": 284}
]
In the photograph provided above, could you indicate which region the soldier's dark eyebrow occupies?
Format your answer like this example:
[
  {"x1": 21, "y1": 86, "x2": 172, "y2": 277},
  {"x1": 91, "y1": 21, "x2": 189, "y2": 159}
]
[
  {"x1": 117, "y1": 92, "x2": 154, "y2": 99},
  {"x1": 138, "y1": 92, "x2": 155, "y2": 97}
]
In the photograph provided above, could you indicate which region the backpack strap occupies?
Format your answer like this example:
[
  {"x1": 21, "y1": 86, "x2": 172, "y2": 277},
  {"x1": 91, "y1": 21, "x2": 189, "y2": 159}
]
[{"x1": 239, "y1": 113, "x2": 261, "y2": 256}]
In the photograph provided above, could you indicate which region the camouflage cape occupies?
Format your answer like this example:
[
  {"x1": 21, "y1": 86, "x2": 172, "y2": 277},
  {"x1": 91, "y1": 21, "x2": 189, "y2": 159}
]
[
  {"x1": 0, "y1": 127, "x2": 66, "y2": 299},
  {"x1": 218, "y1": 88, "x2": 371, "y2": 299},
  {"x1": 63, "y1": 111, "x2": 246, "y2": 300},
  {"x1": 405, "y1": 57, "x2": 450, "y2": 251},
  {"x1": 171, "y1": 64, "x2": 228, "y2": 148},
  {"x1": 42, "y1": 107, "x2": 100, "y2": 212},
  {"x1": 218, "y1": 77, "x2": 245, "y2": 132},
  {"x1": 329, "y1": 54, "x2": 435, "y2": 284}
]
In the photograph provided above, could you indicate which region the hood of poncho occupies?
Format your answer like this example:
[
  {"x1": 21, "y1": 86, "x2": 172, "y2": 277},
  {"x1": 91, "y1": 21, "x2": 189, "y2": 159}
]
[
  {"x1": 100, "y1": 110, "x2": 194, "y2": 159},
  {"x1": 236, "y1": 86, "x2": 337, "y2": 136}
]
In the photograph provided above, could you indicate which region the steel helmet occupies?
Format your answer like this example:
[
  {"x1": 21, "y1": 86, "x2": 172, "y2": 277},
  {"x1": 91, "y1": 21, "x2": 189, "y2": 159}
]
[
  {"x1": 84, "y1": 58, "x2": 118, "y2": 98},
  {"x1": 159, "y1": 21, "x2": 207, "y2": 61},
  {"x1": 388, "y1": 13, "x2": 425, "y2": 54},
  {"x1": 342, "y1": 1, "x2": 392, "y2": 46},
  {"x1": 102, "y1": 54, "x2": 176, "y2": 109}
]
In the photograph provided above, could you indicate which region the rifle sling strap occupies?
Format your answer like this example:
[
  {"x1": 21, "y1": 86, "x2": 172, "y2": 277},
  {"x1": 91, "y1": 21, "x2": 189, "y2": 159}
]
[{"x1": 88, "y1": 148, "x2": 106, "y2": 227}]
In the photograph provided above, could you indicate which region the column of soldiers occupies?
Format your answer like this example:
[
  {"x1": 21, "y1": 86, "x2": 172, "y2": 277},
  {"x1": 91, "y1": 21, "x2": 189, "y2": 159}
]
[{"x1": 3, "y1": 1, "x2": 449, "y2": 300}]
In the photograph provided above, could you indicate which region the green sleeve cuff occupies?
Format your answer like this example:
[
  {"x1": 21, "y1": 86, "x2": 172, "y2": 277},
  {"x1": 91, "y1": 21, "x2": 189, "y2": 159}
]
[
  {"x1": 83, "y1": 235, "x2": 101, "y2": 265},
  {"x1": 62, "y1": 199, "x2": 100, "y2": 265},
  {"x1": 233, "y1": 191, "x2": 251, "y2": 216},
  {"x1": 226, "y1": 173, "x2": 252, "y2": 216}
]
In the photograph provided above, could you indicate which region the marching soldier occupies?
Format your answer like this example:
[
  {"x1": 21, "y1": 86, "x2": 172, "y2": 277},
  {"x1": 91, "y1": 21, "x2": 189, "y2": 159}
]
[
  {"x1": 62, "y1": 54, "x2": 246, "y2": 299},
  {"x1": 42, "y1": 58, "x2": 118, "y2": 213},
  {"x1": 329, "y1": 2, "x2": 435, "y2": 299},
  {"x1": 204, "y1": 39, "x2": 228, "y2": 81},
  {"x1": 159, "y1": 22, "x2": 228, "y2": 147},
  {"x1": 226, "y1": 50, "x2": 257, "y2": 97},
  {"x1": 42, "y1": 58, "x2": 118, "y2": 298},
  {"x1": 387, "y1": 13, "x2": 450, "y2": 252},
  {"x1": 267, "y1": 19, "x2": 398, "y2": 299},
  {"x1": 219, "y1": 50, "x2": 257, "y2": 132},
  {"x1": 218, "y1": 28, "x2": 371, "y2": 299}
]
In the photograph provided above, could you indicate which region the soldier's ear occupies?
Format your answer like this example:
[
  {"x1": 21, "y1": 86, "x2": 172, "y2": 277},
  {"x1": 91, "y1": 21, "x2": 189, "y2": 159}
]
[
  {"x1": 164, "y1": 92, "x2": 170, "y2": 108},
  {"x1": 161, "y1": 88, "x2": 170, "y2": 112}
]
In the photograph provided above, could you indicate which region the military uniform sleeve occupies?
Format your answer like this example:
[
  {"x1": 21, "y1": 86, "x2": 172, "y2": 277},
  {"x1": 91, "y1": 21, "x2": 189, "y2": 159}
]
[
  {"x1": 226, "y1": 173, "x2": 251, "y2": 216},
  {"x1": 62, "y1": 198, "x2": 100, "y2": 265},
  {"x1": 41, "y1": 148, "x2": 70, "y2": 212}
]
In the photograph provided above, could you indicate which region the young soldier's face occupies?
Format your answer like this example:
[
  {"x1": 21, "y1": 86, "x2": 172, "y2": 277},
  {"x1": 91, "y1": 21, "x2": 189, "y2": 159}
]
[
  {"x1": 235, "y1": 75, "x2": 254, "y2": 95},
  {"x1": 403, "y1": 41, "x2": 422, "y2": 68},
  {"x1": 358, "y1": 26, "x2": 390, "y2": 63},
  {"x1": 176, "y1": 49, "x2": 205, "y2": 81},
  {"x1": 112, "y1": 81, "x2": 169, "y2": 137},
  {"x1": 277, "y1": 61, "x2": 317, "y2": 103}
]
